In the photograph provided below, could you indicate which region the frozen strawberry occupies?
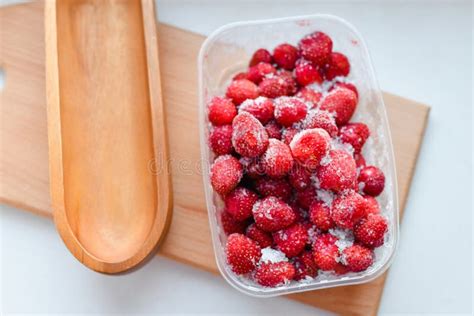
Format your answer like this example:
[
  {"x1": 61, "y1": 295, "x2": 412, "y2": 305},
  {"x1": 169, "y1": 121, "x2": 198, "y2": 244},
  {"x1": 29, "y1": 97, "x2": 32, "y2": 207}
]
[
  {"x1": 273, "y1": 43, "x2": 299, "y2": 70},
  {"x1": 265, "y1": 120, "x2": 282, "y2": 139},
  {"x1": 295, "y1": 59, "x2": 323, "y2": 86},
  {"x1": 358, "y1": 166, "x2": 385, "y2": 196},
  {"x1": 303, "y1": 110, "x2": 339, "y2": 137},
  {"x1": 232, "y1": 72, "x2": 248, "y2": 80},
  {"x1": 255, "y1": 177, "x2": 292, "y2": 201},
  {"x1": 342, "y1": 244, "x2": 374, "y2": 272},
  {"x1": 334, "y1": 263, "x2": 350, "y2": 275},
  {"x1": 252, "y1": 196, "x2": 296, "y2": 232},
  {"x1": 331, "y1": 190, "x2": 366, "y2": 229},
  {"x1": 221, "y1": 211, "x2": 247, "y2": 235},
  {"x1": 273, "y1": 223, "x2": 308, "y2": 258},
  {"x1": 240, "y1": 157, "x2": 264, "y2": 179},
  {"x1": 319, "y1": 87, "x2": 357, "y2": 126},
  {"x1": 255, "y1": 261, "x2": 296, "y2": 287},
  {"x1": 246, "y1": 223, "x2": 273, "y2": 248},
  {"x1": 226, "y1": 233, "x2": 261, "y2": 274},
  {"x1": 259, "y1": 75, "x2": 290, "y2": 98},
  {"x1": 292, "y1": 250, "x2": 318, "y2": 280},
  {"x1": 309, "y1": 200, "x2": 335, "y2": 231},
  {"x1": 330, "y1": 81, "x2": 359, "y2": 98},
  {"x1": 274, "y1": 97, "x2": 308, "y2": 127},
  {"x1": 295, "y1": 186, "x2": 318, "y2": 209},
  {"x1": 298, "y1": 31, "x2": 333, "y2": 66},
  {"x1": 354, "y1": 213, "x2": 388, "y2": 248},
  {"x1": 247, "y1": 62, "x2": 276, "y2": 84},
  {"x1": 282, "y1": 127, "x2": 299, "y2": 145},
  {"x1": 249, "y1": 48, "x2": 273, "y2": 66},
  {"x1": 290, "y1": 128, "x2": 331, "y2": 170},
  {"x1": 239, "y1": 97, "x2": 274, "y2": 124},
  {"x1": 295, "y1": 87, "x2": 323, "y2": 107},
  {"x1": 318, "y1": 149, "x2": 357, "y2": 192},
  {"x1": 339, "y1": 123, "x2": 370, "y2": 153},
  {"x1": 276, "y1": 69, "x2": 298, "y2": 95},
  {"x1": 262, "y1": 139, "x2": 294, "y2": 178},
  {"x1": 207, "y1": 96, "x2": 237, "y2": 126},
  {"x1": 313, "y1": 233, "x2": 340, "y2": 271},
  {"x1": 209, "y1": 125, "x2": 233, "y2": 155},
  {"x1": 289, "y1": 203, "x2": 308, "y2": 223},
  {"x1": 363, "y1": 195, "x2": 381, "y2": 215},
  {"x1": 226, "y1": 79, "x2": 259, "y2": 105},
  {"x1": 232, "y1": 112, "x2": 269, "y2": 158},
  {"x1": 288, "y1": 164, "x2": 312, "y2": 191},
  {"x1": 354, "y1": 153, "x2": 366, "y2": 169},
  {"x1": 324, "y1": 52, "x2": 350, "y2": 80},
  {"x1": 210, "y1": 155, "x2": 243, "y2": 195},
  {"x1": 225, "y1": 187, "x2": 259, "y2": 221}
]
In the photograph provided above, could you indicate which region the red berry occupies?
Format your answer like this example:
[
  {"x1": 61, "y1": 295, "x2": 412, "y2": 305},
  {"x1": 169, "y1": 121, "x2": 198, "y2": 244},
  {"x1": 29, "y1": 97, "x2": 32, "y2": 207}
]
[
  {"x1": 354, "y1": 153, "x2": 366, "y2": 169},
  {"x1": 354, "y1": 213, "x2": 388, "y2": 248},
  {"x1": 298, "y1": 31, "x2": 333, "y2": 66},
  {"x1": 208, "y1": 96, "x2": 237, "y2": 125},
  {"x1": 309, "y1": 200, "x2": 335, "y2": 231},
  {"x1": 358, "y1": 166, "x2": 385, "y2": 196},
  {"x1": 342, "y1": 244, "x2": 374, "y2": 272},
  {"x1": 233, "y1": 72, "x2": 248, "y2": 80},
  {"x1": 265, "y1": 120, "x2": 282, "y2": 139},
  {"x1": 239, "y1": 96, "x2": 274, "y2": 124},
  {"x1": 303, "y1": 110, "x2": 339, "y2": 137},
  {"x1": 319, "y1": 87, "x2": 357, "y2": 126},
  {"x1": 209, "y1": 125, "x2": 233, "y2": 155},
  {"x1": 313, "y1": 233, "x2": 340, "y2": 271},
  {"x1": 210, "y1": 155, "x2": 243, "y2": 195},
  {"x1": 249, "y1": 48, "x2": 273, "y2": 66},
  {"x1": 276, "y1": 69, "x2": 298, "y2": 95},
  {"x1": 255, "y1": 261, "x2": 296, "y2": 287},
  {"x1": 261, "y1": 139, "x2": 294, "y2": 178},
  {"x1": 273, "y1": 43, "x2": 299, "y2": 70},
  {"x1": 331, "y1": 81, "x2": 359, "y2": 98},
  {"x1": 225, "y1": 187, "x2": 259, "y2": 221},
  {"x1": 334, "y1": 263, "x2": 350, "y2": 275},
  {"x1": 295, "y1": 186, "x2": 318, "y2": 209},
  {"x1": 252, "y1": 196, "x2": 296, "y2": 232},
  {"x1": 259, "y1": 75, "x2": 290, "y2": 98},
  {"x1": 221, "y1": 211, "x2": 247, "y2": 235},
  {"x1": 318, "y1": 149, "x2": 357, "y2": 192},
  {"x1": 293, "y1": 250, "x2": 318, "y2": 280},
  {"x1": 226, "y1": 79, "x2": 259, "y2": 105},
  {"x1": 290, "y1": 128, "x2": 330, "y2": 170},
  {"x1": 226, "y1": 233, "x2": 261, "y2": 274},
  {"x1": 240, "y1": 157, "x2": 264, "y2": 179},
  {"x1": 282, "y1": 127, "x2": 299, "y2": 145},
  {"x1": 339, "y1": 123, "x2": 370, "y2": 153},
  {"x1": 247, "y1": 62, "x2": 276, "y2": 84},
  {"x1": 246, "y1": 223, "x2": 273, "y2": 248},
  {"x1": 288, "y1": 164, "x2": 312, "y2": 191},
  {"x1": 363, "y1": 195, "x2": 381, "y2": 215},
  {"x1": 274, "y1": 97, "x2": 308, "y2": 127},
  {"x1": 295, "y1": 87, "x2": 323, "y2": 107},
  {"x1": 255, "y1": 177, "x2": 292, "y2": 201},
  {"x1": 331, "y1": 190, "x2": 366, "y2": 229},
  {"x1": 232, "y1": 112, "x2": 269, "y2": 158},
  {"x1": 295, "y1": 59, "x2": 323, "y2": 86},
  {"x1": 324, "y1": 52, "x2": 350, "y2": 80},
  {"x1": 273, "y1": 223, "x2": 309, "y2": 258}
]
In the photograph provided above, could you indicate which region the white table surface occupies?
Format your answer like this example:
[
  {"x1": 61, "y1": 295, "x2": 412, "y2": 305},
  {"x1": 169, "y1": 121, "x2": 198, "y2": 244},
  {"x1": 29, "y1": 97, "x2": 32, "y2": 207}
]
[{"x1": 1, "y1": 0, "x2": 472, "y2": 315}]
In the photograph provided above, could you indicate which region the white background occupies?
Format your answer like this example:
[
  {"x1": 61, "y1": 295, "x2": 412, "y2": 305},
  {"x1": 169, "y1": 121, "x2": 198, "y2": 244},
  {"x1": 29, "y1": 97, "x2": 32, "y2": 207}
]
[{"x1": 1, "y1": 0, "x2": 472, "y2": 315}]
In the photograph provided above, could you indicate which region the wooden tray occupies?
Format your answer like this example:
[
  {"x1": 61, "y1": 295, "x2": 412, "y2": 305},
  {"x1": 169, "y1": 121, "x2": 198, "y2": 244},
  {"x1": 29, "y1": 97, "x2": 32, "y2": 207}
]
[{"x1": 0, "y1": 2, "x2": 429, "y2": 315}]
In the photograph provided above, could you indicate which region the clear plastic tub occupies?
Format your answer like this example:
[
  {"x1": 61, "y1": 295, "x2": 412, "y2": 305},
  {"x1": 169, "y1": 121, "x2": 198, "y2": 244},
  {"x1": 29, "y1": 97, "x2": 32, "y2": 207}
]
[{"x1": 198, "y1": 14, "x2": 399, "y2": 297}]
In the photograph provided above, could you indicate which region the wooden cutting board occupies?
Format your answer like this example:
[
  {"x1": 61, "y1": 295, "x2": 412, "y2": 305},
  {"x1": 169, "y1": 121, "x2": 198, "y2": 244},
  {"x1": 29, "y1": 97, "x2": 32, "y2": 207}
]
[{"x1": 0, "y1": 2, "x2": 429, "y2": 315}]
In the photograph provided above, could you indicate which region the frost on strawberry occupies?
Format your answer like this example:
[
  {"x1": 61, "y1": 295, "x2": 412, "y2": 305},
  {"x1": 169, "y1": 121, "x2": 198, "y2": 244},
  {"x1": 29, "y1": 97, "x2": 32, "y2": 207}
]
[
  {"x1": 226, "y1": 233, "x2": 262, "y2": 274},
  {"x1": 255, "y1": 261, "x2": 296, "y2": 287},
  {"x1": 290, "y1": 128, "x2": 330, "y2": 170},
  {"x1": 319, "y1": 87, "x2": 357, "y2": 126},
  {"x1": 273, "y1": 223, "x2": 309, "y2": 258},
  {"x1": 208, "y1": 96, "x2": 237, "y2": 125},
  {"x1": 224, "y1": 187, "x2": 259, "y2": 221},
  {"x1": 232, "y1": 112, "x2": 269, "y2": 158},
  {"x1": 210, "y1": 155, "x2": 243, "y2": 195},
  {"x1": 252, "y1": 196, "x2": 296, "y2": 232},
  {"x1": 261, "y1": 139, "x2": 294, "y2": 178},
  {"x1": 226, "y1": 79, "x2": 259, "y2": 105},
  {"x1": 274, "y1": 97, "x2": 308, "y2": 127}
]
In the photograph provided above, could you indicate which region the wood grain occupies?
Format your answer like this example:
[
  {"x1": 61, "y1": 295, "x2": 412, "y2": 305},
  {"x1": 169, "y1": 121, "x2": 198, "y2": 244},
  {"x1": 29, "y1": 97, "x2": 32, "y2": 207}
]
[{"x1": 0, "y1": 1, "x2": 429, "y2": 314}]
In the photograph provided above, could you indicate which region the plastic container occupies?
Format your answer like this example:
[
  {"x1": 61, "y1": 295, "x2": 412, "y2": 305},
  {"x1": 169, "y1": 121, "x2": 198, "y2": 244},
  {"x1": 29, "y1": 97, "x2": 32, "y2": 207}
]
[{"x1": 198, "y1": 14, "x2": 399, "y2": 297}]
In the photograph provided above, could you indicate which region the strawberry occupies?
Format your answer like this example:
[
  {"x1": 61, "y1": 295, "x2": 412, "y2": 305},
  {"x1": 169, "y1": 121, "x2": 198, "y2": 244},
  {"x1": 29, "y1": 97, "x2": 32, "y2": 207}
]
[
  {"x1": 295, "y1": 186, "x2": 318, "y2": 209},
  {"x1": 276, "y1": 69, "x2": 298, "y2": 95},
  {"x1": 226, "y1": 79, "x2": 259, "y2": 105},
  {"x1": 252, "y1": 196, "x2": 296, "y2": 232},
  {"x1": 324, "y1": 52, "x2": 350, "y2": 80},
  {"x1": 239, "y1": 96, "x2": 275, "y2": 124},
  {"x1": 247, "y1": 62, "x2": 277, "y2": 84},
  {"x1": 354, "y1": 213, "x2": 388, "y2": 247},
  {"x1": 293, "y1": 250, "x2": 318, "y2": 280},
  {"x1": 259, "y1": 75, "x2": 290, "y2": 98},
  {"x1": 294, "y1": 59, "x2": 323, "y2": 86},
  {"x1": 221, "y1": 211, "x2": 247, "y2": 235},
  {"x1": 232, "y1": 112, "x2": 269, "y2": 158},
  {"x1": 319, "y1": 87, "x2": 357, "y2": 126},
  {"x1": 358, "y1": 166, "x2": 385, "y2": 196},
  {"x1": 290, "y1": 128, "x2": 331, "y2": 170},
  {"x1": 273, "y1": 43, "x2": 299, "y2": 70},
  {"x1": 334, "y1": 263, "x2": 350, "y2": 275},
  {"x1": 317, "y1": 149, "x2": 357, "y2": 192},
  {"x1": 225, "y1": 187, "x2": 259, "y2": 221},
  {"x1": 255, "y1": 177, "x2": 292, "y2": 201},
  {"x1": 342, "y1": 244, "x2": 374, "y2": 272},
  {"x1": 295, "y1": 87, "x2": 323, "y2": 107},
  {"x1": 207, "y1": 96, "x2": 237, "y2": 125},
  {"x1": 209, "y1": 125, "x2": 233, "y2": 155},
  {"x1": 354, "y1": 153, "x2": 366, "y2": 169},
  {"x1": 309, "y1": 200, "x2": 335, "y2": 231},
  {"x1": 262, "y1": 139, "x2": 294, "y2": 178},
  {"x1": 313, "y1": 233, "x2": 340, "y2": 271},
  {"x1": 246, "y1": 223, "x2": 273, "y2": 248},
  {"x1": 274, "y1": 97, "x2": 308, "y2": 127},
  {"x1": 330, "y1": 81, "x2": 359, "y2": 98},
  {"x1": 210, "y1": 155, "x2": 243, "y2": 195},
  {"x1": 225, "y1": 233, "x2": 261, "y2": 274},
  {"x1": 273, "y1": 223, "x2": 309, "y2": 258},
  {"x1": 331, "y1": 190, "x2": 366, "y2": 229},
  {"x1": 255, "y1": 262, "x2": 296, "y2": 287},
  {"x1": 303, "y1": 110, "x2": 339, "y2": 137},
  {"x1": 298, "y1": 31, "x2": 333, "y2": 66},
  {"x1": 282, "y1": 127, "x2": 299, "y2": 145},
  {"x1": 363, "y1": 195, "x2": 381, "y2": 215},
  {"x1": 232, "y1": 72, "x2": 248, "y2": 80},
  {"x1": 265, "y1": 120, "x2": 282, "y2": 140},
  {"x1": 249, "y1": 48, "x2": 273, "y2": 66},
  {"x1": 288, "y1": 164, "x2": 312, "y2": 191},
  {"x1": 339, "y1": 122, "x2": 370, "y2": 153}
]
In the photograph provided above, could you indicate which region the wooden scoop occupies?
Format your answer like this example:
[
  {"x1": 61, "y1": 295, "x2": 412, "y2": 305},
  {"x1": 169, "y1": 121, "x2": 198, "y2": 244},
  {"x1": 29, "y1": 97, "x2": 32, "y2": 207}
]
[{"x1": 45, "y1": 0, "x2": 172, "y2": 274}]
